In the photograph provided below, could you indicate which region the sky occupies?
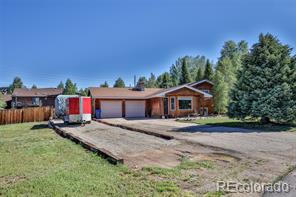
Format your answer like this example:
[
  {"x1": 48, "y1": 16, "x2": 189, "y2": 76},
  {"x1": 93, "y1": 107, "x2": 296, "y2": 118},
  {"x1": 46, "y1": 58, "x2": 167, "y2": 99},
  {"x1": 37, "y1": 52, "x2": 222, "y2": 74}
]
[{"x1": 1, "y1": 0, "x2": 296, "y2": 88}]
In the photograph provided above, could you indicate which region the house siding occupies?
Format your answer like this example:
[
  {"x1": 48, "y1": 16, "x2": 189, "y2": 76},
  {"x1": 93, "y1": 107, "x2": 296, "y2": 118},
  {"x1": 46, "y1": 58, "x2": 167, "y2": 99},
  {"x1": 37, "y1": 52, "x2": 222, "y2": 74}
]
[{"x1": 12, "y1": 96, "x2": 57, "y2": 108}]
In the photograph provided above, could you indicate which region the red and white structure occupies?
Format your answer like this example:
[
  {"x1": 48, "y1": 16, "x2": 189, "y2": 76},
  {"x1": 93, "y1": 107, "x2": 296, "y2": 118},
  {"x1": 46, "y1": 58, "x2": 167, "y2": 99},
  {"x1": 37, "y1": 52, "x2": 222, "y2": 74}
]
[{"x1": 65, "y1": 96, "x2": 91, "y2": 123}]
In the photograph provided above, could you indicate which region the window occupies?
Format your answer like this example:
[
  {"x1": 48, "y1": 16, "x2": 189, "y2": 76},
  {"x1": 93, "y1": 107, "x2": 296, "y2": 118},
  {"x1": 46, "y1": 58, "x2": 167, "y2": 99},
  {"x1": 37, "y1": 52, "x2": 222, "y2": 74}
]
[
  {"x1": 202, "y1": 90, "x2": 210, "y2": 94},
  {"x1": 170, "y1": 97, "x2": 175, "y2": 110},
  {"x1": 32, "y1": 97, "x2": 40, "y2": 105},
  {"x1": 178, "y1": 97, "x2": 192, "y2": 110}
]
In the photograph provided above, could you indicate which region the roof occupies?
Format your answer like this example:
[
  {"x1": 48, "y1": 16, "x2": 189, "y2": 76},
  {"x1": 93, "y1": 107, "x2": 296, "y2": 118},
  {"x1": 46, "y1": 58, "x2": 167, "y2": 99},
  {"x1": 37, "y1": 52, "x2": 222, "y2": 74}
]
[
  {"x1": 89, "y1": 87, "x2": 164, "y2": 99},
  {"x1": 3, "y1": 94, "x2": 12, "y2": 102},
  {"x1": 12, "y1": 88, "x2": 63, "y2": 97},
  {"x1": 149, "y1": 85, "x2": 212, "y2": 98},
  {"x1": 188, "y1": 79, "x2": 214, "y2": 87}
]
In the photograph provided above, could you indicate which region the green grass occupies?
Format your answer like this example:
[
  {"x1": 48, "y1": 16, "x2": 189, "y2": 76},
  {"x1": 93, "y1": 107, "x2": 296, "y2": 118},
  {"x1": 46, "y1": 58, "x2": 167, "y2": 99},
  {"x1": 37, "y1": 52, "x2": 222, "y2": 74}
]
[
  {"x1": 0, "y1": 122, "x2": 191, "y2": 196},
  {"x1": 180, "y1": 117, "x2": 296, "y2": 132}
]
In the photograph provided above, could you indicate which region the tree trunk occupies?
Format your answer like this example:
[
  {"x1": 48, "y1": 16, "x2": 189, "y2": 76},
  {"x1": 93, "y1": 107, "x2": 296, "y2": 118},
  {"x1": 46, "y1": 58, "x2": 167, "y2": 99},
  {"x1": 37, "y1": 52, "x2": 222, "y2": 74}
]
[{"x1": 260, "y1": 117, "x2": 270, "y2": 124}]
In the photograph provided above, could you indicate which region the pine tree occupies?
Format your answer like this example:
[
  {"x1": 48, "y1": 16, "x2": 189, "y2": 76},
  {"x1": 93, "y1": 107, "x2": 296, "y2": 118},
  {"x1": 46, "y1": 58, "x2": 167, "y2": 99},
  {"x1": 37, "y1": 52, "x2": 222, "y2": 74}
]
[
  {"x1": 79, "y1": 88, "x2": 88, "y2": 96},
  {"x1": 31, "y1": 84, "x2": 37, "y2": 89},
  {"x1": 57, "y1": 81, "x2": 64, "y2": 89},
  {"x1": 147, "y1": 73, "x2": 156, "y2": 88},
  {"x1": 63, "y1": 79, "x2": 77, "y2": 95},
  {"x1": 113, "y1": 77, "x2": 125, "y2": 88},
  {"x1": 100, "y1": 81, "x2": 109, "y2": 87},
  {"x1": 8, "y1": 77, "x2": 23, "y2": 93},
  {"x1": 195, "y1": 67, "x2": 203, "y2": 81},
  {"x1": 137, "y1": 76, "x2": 147, "y2": 87},
  {"x1": 204, "y1": 59, "x2": 213, "y2": 80},
  {"x1": 0, "y1": 93, "x2": 6, "y2": 109},
  {"x1": 170, "y1": 65, "x2": 179, "y2": 86},
  {"x1": 160, "y1": 72, "x2": 172, "y2": 88},
  {"x1": 179, "y1": 58, "x2": 192, "y2": 84},
  {"x1": 229, "y1": 33, "x2": 296, "y2": 123}
]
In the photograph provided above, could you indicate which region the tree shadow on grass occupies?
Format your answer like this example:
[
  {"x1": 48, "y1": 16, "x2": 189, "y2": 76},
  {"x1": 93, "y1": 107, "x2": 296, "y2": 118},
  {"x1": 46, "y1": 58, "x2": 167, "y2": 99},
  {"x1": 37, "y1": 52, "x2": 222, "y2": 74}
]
[{"x1": 31, "y1": 124, "x2": 49, "y2": 130}]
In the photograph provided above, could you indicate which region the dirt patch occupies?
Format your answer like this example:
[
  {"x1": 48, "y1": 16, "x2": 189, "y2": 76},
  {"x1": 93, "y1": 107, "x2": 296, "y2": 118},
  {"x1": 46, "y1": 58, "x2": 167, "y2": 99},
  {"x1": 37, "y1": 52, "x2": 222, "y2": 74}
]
[{"x1": 0, "y1": 175, "x2": 26, "y2": 187}]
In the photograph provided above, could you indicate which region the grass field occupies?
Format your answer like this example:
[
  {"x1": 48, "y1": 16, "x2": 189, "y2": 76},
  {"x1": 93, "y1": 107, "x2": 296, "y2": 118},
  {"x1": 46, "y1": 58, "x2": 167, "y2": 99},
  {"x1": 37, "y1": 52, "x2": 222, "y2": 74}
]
[
  {"x1": 0, "y1": 122, "x2": 220, "y2": 197},
  {"x1": 180, "y1": 117, "x2": 296, "y2": 132}
]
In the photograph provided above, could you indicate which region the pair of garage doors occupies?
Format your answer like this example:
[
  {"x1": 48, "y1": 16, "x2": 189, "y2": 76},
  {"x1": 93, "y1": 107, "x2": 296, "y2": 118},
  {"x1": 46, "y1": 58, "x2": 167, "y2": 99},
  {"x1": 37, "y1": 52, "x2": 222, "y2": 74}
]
[{"x1": 100, "y1": 100, "x2": 145, "y2": 118}]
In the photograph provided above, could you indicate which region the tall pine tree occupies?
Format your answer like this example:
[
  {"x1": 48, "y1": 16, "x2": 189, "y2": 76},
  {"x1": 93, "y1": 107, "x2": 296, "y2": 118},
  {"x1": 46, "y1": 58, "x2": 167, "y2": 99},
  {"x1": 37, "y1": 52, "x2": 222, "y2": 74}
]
[
  {"x1": 63, "y1": 79, "x2": 77, "y2": 95},
  {"x1": 113, "y1": 77, "x2": 125, "y2": 88},
  {"x1": 204, "y1": 59, "x2": 213, "y2": 80},
  {"x1": 179, "y1": 58, "x2": 192, "y2": 84},
  {"x1": 229, "y1": 33, "x2": 296, "y2": 123},
  {"x1": 195, "y1": 67, "x2": 203, "y2": 81},
  {"x1": 8, "y1": 77, "x2": 23, "y2": 93}
]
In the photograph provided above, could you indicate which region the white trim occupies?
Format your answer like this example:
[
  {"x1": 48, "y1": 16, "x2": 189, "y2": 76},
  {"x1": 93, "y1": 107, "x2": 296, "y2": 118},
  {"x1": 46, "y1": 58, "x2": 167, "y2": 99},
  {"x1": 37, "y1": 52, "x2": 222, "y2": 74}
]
[
  {"x1": 170, "y1": 96, "x2": 175, "y2": 111},
  {"x1": 178, "y1": 96, "x2": 193, "y2": 110},
  {"x1": 189, "y1": 79, "x2": 214, "y2": 87},
  {"x1": 148, "y1": 85, "x2": 212, "y2": 98}
]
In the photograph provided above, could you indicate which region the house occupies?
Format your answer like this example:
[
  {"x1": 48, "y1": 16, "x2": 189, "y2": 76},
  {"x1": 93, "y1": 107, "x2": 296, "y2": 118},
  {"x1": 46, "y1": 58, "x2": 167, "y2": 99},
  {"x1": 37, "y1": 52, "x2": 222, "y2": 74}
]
[
  {"x1": 3, "y1": 94, "x2": 12, "y2": 109},
  {"x1": 12, "y1": 88, "x2": 63, "y2": 108},
  {"x1": 89, "y1": 79, "x2": 214, "y2": 118},
  {"x1": 0, "y1": 87, "x2": 9, "y2": 95}
]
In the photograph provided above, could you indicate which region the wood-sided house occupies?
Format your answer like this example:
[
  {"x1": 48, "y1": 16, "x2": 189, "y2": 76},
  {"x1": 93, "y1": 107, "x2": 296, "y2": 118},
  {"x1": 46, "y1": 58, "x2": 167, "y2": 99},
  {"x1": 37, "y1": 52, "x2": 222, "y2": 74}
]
[
  {"x1": 12, "y1": 88, "x2": 63, "y2": 108},
  {"x1": 89, "y1": 79, "x2": 214, "y2": 118}
]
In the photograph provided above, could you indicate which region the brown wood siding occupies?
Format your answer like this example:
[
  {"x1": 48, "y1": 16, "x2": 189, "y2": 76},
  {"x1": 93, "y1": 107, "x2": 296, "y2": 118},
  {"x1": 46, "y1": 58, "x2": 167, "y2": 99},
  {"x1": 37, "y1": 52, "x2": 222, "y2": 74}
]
[
  {"x1": 12, "y1": 96, "x2": 57, "y2": 108},
  {"x1": 192, "y1": 82, "x2": 213, "y2": 93},
  {"x1": 150, "y1": 97, "x2": 163, "y2": 117}
]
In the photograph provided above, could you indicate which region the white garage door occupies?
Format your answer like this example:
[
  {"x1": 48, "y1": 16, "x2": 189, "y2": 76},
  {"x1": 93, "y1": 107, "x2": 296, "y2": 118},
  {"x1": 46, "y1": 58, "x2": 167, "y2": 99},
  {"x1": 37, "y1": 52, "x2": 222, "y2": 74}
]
[
  {"x1": 101, "y1": 101, "x2": 122, "y2": 118},
  {"x1": 125, "y1": 100, "x2": 145, "y2": 118}
]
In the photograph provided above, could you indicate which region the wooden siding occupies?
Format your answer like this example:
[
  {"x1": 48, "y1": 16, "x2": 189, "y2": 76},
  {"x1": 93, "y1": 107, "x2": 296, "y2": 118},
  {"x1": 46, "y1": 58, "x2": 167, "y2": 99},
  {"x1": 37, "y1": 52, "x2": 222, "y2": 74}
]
[
  {"x1": 12, "y1": 96, "x2": 57, "y2": 108},
  {"x1": 192, "y1": 81, "x2": 213, "y2": 93},
  {"x1": 0, "y1": 106, "x2": 53, "y2": 125}
]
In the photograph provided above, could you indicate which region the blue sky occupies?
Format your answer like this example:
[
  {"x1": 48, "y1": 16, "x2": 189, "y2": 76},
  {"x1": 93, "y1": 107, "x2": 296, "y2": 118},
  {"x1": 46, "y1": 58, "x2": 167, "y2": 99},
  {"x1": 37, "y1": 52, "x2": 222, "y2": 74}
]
[{"x1": 1, "y1": 0, "x2": 296, "y2": 88}]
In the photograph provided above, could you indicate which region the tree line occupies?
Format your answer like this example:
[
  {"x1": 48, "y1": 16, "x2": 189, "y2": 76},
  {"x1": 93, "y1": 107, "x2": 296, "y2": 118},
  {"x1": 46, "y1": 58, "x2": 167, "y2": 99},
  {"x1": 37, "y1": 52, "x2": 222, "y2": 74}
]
[{"x1": 1, "y1": 33, "x2": 295, "y2": 123}]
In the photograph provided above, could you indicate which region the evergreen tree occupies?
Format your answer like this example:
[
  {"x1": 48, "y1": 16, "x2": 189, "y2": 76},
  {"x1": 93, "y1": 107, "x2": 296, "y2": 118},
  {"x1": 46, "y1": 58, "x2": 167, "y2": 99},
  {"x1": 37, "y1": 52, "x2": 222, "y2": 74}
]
[
  {"x1": 170, "y1": 65, "x2": 179, "y2": 86},
  {"x1": 63, "y1": 79, "x2": 77, "y2": 95},
  {"x1": 179, "y1": 58, "x2": 192, "y2": 84},
  {"x1": 8, "y1": 77, "x2": 23, "y2": 93},
  {"x1": 137, "y1": 76, "x2": 147, "y2": 87},
  {"x1": 31, "y1": 84, "x2": 37, "y2": 89},
  {"x1": 147, "y1": 73, "x2": 156, "y2": 88},
  {"x1": 100, "y1": 81, "x2": 109, "y2": 87},
  {"x1": 159, "y1": 72, "x2": 172, "y2": 88},
  {"x1": 113, "y1": 77, "x2": 125, "y2": 88},
  {"x1": 195, "y1": 67, "x2": 203, "y2": 81},
  {"x1": 79, "y1": 88, "x2": 88, "y2": 96},
  {"x1": 57, "y1": 81, "x2": 64, "y2": 89},
  {"x1": 204, "y1": 59, "x2": 214, "y2": 80},
  {"x1": 0, "y1": 93, "x2": 6, "y2": 109},
  {"x1": 229, "y1": 33, "x2": 296, "y2": 123}
]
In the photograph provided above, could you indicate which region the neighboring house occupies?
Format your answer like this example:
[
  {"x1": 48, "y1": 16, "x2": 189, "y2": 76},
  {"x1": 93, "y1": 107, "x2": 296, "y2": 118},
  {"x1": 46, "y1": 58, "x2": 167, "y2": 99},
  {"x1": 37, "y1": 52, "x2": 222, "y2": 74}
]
[
  {"x1": 89, "y1": 79, "x2": 214, "y2": 118},
  {"x1": 3, "y1": 94, "x2": 12, "y2": 109},
  {"x1": 12, "y1": 88, "x2": 63, "y2": 108},
  {"x1": 0, "y1": 87, "x2": 9, "y2": 95}
]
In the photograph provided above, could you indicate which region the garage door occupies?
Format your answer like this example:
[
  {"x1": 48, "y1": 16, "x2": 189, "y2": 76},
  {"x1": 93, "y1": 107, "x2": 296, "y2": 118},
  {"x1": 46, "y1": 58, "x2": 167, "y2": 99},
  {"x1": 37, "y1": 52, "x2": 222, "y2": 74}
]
[
  {"x1": 101, "y1": 101, "x2": 122, "y2": 118},
  {"x1": 125, "y1": 101, "x2": 145, "y2": 118}
]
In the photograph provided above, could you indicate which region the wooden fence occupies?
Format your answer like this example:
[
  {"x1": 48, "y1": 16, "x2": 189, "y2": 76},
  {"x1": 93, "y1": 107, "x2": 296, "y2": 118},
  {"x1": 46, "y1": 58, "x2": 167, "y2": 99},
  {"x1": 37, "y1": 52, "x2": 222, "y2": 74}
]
[{"x1": 0, "y1": 106, "x2": 54, "y2": 125}]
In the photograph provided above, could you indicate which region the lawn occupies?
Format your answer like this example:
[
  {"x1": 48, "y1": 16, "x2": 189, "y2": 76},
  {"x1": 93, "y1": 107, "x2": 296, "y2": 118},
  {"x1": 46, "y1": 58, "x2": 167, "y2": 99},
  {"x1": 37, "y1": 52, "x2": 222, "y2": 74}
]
[
  {"x1": 180, "y1": 117, "x2": 296, "y2": 132},
  {"x1": 0, "y1": 122, "x2": 219, "y2": 197}
]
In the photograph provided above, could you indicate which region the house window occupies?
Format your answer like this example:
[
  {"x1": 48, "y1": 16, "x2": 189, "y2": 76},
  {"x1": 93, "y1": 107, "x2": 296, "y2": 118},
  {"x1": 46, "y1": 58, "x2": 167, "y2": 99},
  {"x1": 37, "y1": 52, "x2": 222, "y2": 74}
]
[
  {"x1": 178, "y1": 97, "x2": 192, "y2": 110},
  {"x1": 202, "y1": 90, "x2": 210, "y2": 93},
  {"x1": 32, "y1": 97, "x2": 40, "y2": 105},
  {"x1": 170, "y1": 97, "x2": 175, "y2": 110}
]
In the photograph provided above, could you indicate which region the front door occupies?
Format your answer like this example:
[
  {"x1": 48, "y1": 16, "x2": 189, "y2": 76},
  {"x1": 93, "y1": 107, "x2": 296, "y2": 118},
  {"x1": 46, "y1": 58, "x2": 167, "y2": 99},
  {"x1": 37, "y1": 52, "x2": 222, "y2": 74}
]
[{"x1": 163, "y1": 98, "x2": 168, "y2": 116}]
